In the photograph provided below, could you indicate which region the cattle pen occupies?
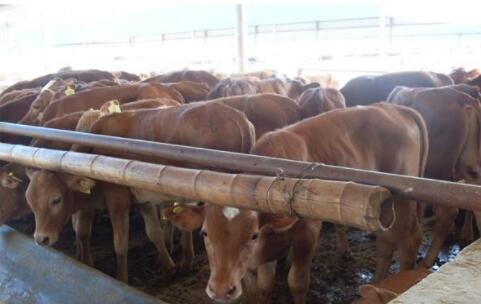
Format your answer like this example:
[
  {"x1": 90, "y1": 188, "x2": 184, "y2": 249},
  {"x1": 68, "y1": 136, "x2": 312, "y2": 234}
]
[
  {"x1": 2, "y1": 2, "x2": 481, "y2": 304},
  {"x1": 1, "y1": 122, "x2": 481, "y2": 303}
]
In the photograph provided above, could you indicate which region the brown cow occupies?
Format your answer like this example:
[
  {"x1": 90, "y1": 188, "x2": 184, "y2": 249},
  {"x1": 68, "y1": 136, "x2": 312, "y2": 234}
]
[
  {"x1": 40, "y1": 82, "x2": 184, "y2": 123},
  {"x1": 209, "y1": 94, "x2": 300, "y2": 139},
  {"x1": 207, "y1": 77, "x2": 319, "y2": 100},
  {"x1": 298, "y1": 87, "x2": 346, "y2": 119},
  {"x1": 143, "y1": 70, "x2": 220, "y2": 89},
  {"x1": 0, "y1": 69, "x2": 116, "y2": 96},
  {"x1": 0, "y1": 88, "x2": 40, "y2": 106},
  {"x1": 387, "y1": 85, "x2": 481, "y2": 267},
  {"x1": 167, "y1": 103, "x2": 427, "y2": 303},
  {"x1": 341, "y1": 71, "x2": 454, "y2": 107},
  {"x1": 354, "y1": 267, "x2": 431, "y2": 304},
  {"x1": 25, "y1": 102, "x2": 255, "y2": 282}
]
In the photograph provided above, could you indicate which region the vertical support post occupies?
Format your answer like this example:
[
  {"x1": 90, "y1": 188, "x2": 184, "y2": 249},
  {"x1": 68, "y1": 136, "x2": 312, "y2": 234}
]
[{"x1": 236, "y1": 4, "x2": 247, "y2": 73}]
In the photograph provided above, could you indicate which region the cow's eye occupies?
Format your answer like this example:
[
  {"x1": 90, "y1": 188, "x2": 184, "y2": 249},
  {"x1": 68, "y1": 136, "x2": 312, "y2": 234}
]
[
  {"x1": 251, "y1": 233, "x2": 259, "y2": 241},
  {"x1": 51, "y1": 197, "x2": 61, "y2": 206},
  {"x1": 200, "y1": 230, "x2": 207, "y2": 238}
]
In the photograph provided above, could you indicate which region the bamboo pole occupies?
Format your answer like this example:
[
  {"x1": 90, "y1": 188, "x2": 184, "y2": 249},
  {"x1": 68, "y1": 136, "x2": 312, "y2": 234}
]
[
  {"x1": 1, "y1": 122, "x2": 481, "y2": 210},
  {"x1": 0, "y1": 143, "x2": 393, "y2": 232}
]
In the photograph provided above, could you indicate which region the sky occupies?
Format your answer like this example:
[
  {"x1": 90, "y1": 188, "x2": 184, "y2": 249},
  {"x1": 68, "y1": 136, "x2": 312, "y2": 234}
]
[{"x1": 1, "y1": 2, "x2": 480, "y2": 48}]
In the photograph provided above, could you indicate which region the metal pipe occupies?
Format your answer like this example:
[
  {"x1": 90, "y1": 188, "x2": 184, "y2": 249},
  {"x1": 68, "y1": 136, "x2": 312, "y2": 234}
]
[
  {"x1": 1, "y1": 122, "x2": 481, "y2": 210},
  {"x1": 236, "y1": 4, "x2": 247, "y2": 73}
]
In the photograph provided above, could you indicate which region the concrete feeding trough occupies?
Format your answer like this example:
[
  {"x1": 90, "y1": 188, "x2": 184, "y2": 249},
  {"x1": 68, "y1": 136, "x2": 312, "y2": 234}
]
[
  {"x1": 392, "y1": 239, "x2": 481, "y2": 303},
  {"x1": 0, "y1": 226, "x2": 165, "y2": 304}
]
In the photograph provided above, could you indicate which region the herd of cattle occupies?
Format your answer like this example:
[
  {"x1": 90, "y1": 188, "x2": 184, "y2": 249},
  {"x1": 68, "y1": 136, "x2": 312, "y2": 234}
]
[{"x1": 1, "y1": 67, "x2": 481, "y2": 304}]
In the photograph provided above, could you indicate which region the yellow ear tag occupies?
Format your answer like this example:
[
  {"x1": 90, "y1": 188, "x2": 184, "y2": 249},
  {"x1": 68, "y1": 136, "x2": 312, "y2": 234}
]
[
  {"x1": 107, "y1": 100, "x2": 121, "y2": 113},
  {"x1": 7, "y1": 172, "x2": 23, "y2": 183},
  {"x1": 64, "y1": 86, "x2": 75, "y2": 96},
  {"x1": 79, "y1": 180, "x2": 92, "y2": 194},
  {"x1": 172, "y1": 206, "x2": 184, "y2": 214},
  {"x1": 79, "y1": 187, "x2": 91, "y2": 194}
]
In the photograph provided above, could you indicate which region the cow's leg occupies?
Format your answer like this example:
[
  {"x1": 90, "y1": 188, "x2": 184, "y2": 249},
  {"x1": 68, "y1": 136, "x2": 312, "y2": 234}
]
[
  {"x1": 473, "y1": 211, "x2": 481, "y2": 235},
  {"x1": 72, "y1": 206, "x2": 94, "y2": 266},
  {"x1": 162, "y1": 220, "x2": 174, "y2": 253},
  {"x1": 422, "y1": 206, "x2": 458, "y2": 267},
  {"x1": 374, "y1": 234, "x2": 395, "y2": 282},
  {"x1": 180, "y1": 230, "x2": 194, "y2": 274},
  {"x1": 288, "y1": 220, "x2": 320, "y2": 304},
  {"x1": 104, "y1": 184, "x2": 131, "y2": 283},
  {"x1": 335, "y1": 224, "x2": 350, "y2": 256},
  {"x1": 257, "y1": 261, "x2": 277, "y2": 304},
  {"x1": 460, "y1": 210, "x2": 474, "y2": 246},
  {"x1": 139, "y1": 203, "x2": 177, "y2": 277},
  {"x1": 398, "y1": 212, "x2": 422, "y2": 271},
  {"x1": 160, "y1": 201, "x2": 174, "y2": 252}
]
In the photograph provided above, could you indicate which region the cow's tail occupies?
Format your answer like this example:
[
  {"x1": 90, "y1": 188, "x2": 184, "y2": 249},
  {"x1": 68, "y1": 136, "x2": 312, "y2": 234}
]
[
  {"x1": 407, "y1": 107, "x2": 429, "y2": 177},
  {"x1": 228, "y1": 105, "x2": 255, "y2": 154}
]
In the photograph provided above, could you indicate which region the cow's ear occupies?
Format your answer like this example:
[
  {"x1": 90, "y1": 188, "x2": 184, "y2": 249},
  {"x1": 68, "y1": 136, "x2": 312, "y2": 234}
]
[
  {"x1": 25, "y1": 167, "x2": 38, "y2": 180},
  {"x1": 259, "y1": 213, "x2": 298, "y2": 233},
  {"x1": 61, "y1": 173, "x2": 96, "y2": 194},
  {"x1": 164, "y1": 204, "x2": 205, "y2": 232},
  {"x1": 358, "y1": 284, "x2": 398, "y2": 303},
  {"x1": 303, "y1": 82, "x2": 320, "y2": 91}
]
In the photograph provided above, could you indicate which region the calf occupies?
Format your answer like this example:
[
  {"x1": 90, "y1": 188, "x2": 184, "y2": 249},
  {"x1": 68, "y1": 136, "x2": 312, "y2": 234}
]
[
  {"x1": 387, "y1": 85, "x2": 481, "y2": 266},
  {"x1": 167, "y1": 103, "x2": 427, "y2": 303},
  {"x1": 25, "y1": 102, "x2": 255, "y2": 282}
]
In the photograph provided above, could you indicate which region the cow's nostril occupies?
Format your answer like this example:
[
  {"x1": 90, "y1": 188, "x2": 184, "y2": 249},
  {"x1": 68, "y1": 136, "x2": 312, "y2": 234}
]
[
  {"x1": 226, "y1": 285, "x2": 236, "y2": 297},
  {"x1": 208, "y1": 284, "x2": 215, "y2": 294},
  {"x1": 38, "y1": 236, "x2": 49, "y2": 246}
]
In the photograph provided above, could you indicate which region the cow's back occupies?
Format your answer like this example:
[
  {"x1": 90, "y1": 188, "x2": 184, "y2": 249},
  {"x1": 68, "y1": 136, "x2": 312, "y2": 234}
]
[
  {"x1": 341, "y1": 71, "x2": 453, "y2": 107},
  {"x1": 0, "y1": 69, "x2": 115, "y2": 95},
  {"x1": 41, "y1": 83, "x2": 183, "y2": 122},
  {"x1": 144, "y1": 70, "x2": 219, "y2": 89},
  {"x1": 89, "y1": 103, "x2": 255, "y2": 166},
  {"x1": 212, "y1": 94, "x2": 300, "y2": 139},
  {"x1": 253, "y1": 103, "x2": 426, "y2": 176}
]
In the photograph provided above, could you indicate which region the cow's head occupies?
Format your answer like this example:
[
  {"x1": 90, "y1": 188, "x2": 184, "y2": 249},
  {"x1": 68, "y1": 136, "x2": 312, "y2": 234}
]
[
  {"x1": 285, "y1": 79, "x2": 320, "y2": 101},
  {"x1": 25, "y1": 169, "x2": 95, "y2": 245},
  {"x1": 165, "y1": 204, "x2": 296, "y2": 303}
]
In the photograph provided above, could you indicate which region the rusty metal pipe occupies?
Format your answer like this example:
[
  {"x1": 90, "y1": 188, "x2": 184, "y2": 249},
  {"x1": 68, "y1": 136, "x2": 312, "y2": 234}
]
[{"x1": 1, "y1": 122, "x2": 481, "y2": 210}]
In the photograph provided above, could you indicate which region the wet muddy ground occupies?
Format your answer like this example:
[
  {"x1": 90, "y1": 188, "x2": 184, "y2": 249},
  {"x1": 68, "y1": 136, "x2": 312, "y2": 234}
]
[{"x1": 8, "y1": 209, "x2": 465, "y2": 304}]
